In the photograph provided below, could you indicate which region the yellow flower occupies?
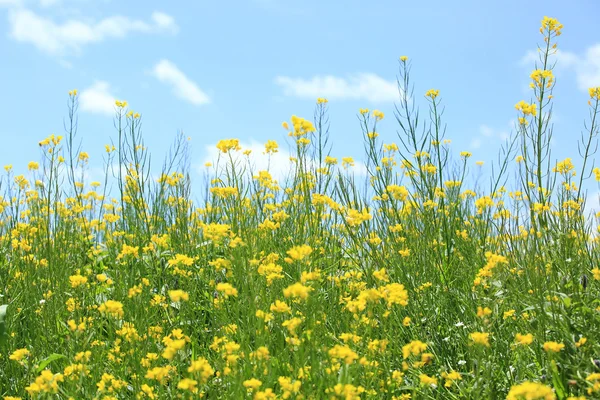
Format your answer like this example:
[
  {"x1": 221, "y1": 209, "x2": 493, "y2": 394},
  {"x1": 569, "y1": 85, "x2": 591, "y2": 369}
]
[
  {"x1": 372, "y1": 110, "x2": 384, "y2": 120},
  {"x1": 589, "y1": 87, "x2": 600, "y2": 100},
  {"x1": 243, "y1": 378, "x2": 262, "y2": 391},
  {"x1": 9, "y1": 348, "x2": 30, "y2": 363},
  {"x1": 400, "y1": 55, "x2": 408, "y2": 62},
  {"x1": 283, "y1": 282, "x2": 312, "y2": 301},
  {"x1": 540, "y1": 16, "x2": 563, "y2": 36},
  {"x1": 543, "y1": 341, "x2": 564, "y2": 353},
  {"x1": 264, "y1": 140, "x2": 279, "y2": 154},
  {"x1": 98, "y1": 300, "x2": 124, "y2": 318},
  {"x1": 168, "y1": 290, "x2": 189, "y2": 302},
  {"x1": 269, "y1": 300, "x2": 291, "y2": 314},
  {"x1": 69, "y1": 274, "x2": 88, "y2": 288},
  {"x1": 425, "y1": 89, "x2": 439, "y2": 99},
  {"x1": 507, "y1": 381, "x2": 555, "y2": 400},
  {"x1": 419, "y1": 374, "x2": 438, "y2": 386},
  {"x1": 515, "y1": 333, "x2": 534, "y2": 346},
  {"x1": 28, "y1": 161, "x2": 39, "y2": 171},
  {"x1": 286, "y1": 245, "x2": 312, "y2": 261},
  {"x1": 402, "y1": 340, "x2": 427, "y2": 359},
  {"x1": 216, "y1": 283, "x2": 238, "y2": 298},
  {"x1": 470, "y1": 332, "x2": 490, "y2": 347}
]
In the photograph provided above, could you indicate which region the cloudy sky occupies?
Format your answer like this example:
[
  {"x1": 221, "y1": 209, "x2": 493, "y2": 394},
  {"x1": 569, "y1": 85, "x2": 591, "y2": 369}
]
[{"x1": 0, "y1": 0, "x2": 599, "y2": 192}]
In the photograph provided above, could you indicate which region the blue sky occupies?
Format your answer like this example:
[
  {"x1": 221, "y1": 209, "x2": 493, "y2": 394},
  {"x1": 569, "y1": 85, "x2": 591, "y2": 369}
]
[{"x1": 0, "y1": 0, "x2": 599, "y2": 192}]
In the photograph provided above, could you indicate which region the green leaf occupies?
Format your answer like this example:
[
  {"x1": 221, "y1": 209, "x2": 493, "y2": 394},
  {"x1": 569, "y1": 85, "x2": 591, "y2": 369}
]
[{"x1": 36, "y1": 353, "x2": 66, "y2": 373}]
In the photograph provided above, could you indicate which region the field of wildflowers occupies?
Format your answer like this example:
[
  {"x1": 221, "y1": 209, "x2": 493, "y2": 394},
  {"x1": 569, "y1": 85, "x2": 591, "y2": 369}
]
[{"x1": 2, "y1": 16, "x2": 600, "y2": 399}]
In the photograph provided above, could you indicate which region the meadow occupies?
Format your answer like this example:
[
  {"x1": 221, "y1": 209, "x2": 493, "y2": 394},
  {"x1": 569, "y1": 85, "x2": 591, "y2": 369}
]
[{"x1": 2, "y1": 16, "x2": 600, "y2": 399}]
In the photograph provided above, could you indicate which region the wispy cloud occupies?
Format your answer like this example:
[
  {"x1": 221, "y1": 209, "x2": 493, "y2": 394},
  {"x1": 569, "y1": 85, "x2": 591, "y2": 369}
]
[
  {"x1": 79, "y1": 81, "x2": 116, "y2": 116},
  {"x1": 8, "y1": 9, "x2": 178, "y2": 55},
  {"x1": 150, "y1": 59, "x2": 211, "y2": 106},
  {"x1": 275, "y1": 73, "x2": 400, "y2": 102},
  {"x1": 521, "y1": 45, "x2": 600, "y2": 92},
  {"x1": 470, "y1": 124, "x2": 510, "y2": 150}
]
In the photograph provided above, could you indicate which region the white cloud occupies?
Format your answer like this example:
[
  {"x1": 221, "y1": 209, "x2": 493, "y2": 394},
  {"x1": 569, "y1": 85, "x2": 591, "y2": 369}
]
[
  {"x1": 470, "y1": 138, "x2": 482, "y2": 150},
  {"x1": 151, "y1": 59, "x2": 210, "y2": 106},
  {"x1": 275, "y1": 73, "x2": 400, "y2": 102},
  {"x1": 470, "y1": 124, "x2": 510, "y2": 150},
  {"x1": 521, "y1": 45, "x2": 600, "y2": 92},
  {"x1": 8, "y1": 9, "x2": 178, "y2": 55},
  {"x1": 79, "y1": 81, "x2": 116, "y2": 116}
]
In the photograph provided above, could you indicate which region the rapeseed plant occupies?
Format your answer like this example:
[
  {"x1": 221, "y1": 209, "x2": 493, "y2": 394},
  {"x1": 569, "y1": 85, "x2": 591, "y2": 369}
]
[{"x1": 1, "y1": 15, "x2": 600, "y2": 399}]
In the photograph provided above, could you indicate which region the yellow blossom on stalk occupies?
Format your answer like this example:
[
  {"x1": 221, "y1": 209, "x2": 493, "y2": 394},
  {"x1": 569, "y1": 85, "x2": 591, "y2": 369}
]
[
  {"x1": 188, "y1": 358, "x2": 214, "y2": 383},
  {"x1": 328, "y1": 344, "x2": 359, "y2": 365},
  {"x1": 117, "y1": 244, "x2": 139, "y2": 260},
  {"x1": 287, "y1": 244, "x2": 312, "y2": 261},
  {"x1": 515, "y1": 333, "x2": 534, "y2": 346},
  {"x1": 342, "y1": 157, "x2": 355, "y2": 168},
  {"x1": 400, "y1": 55, "x2": 408, "y2": 61},
  {"x1": 372, "y1": 110, "x2": 384, "y2": 120},
  {"x1": 216, "y1": 282, "x2": 238, "y2": 298},
  {"x1": 98, "y1": 300, "x2": 124, "y2": 318},
  {"x1": 373, "y1": 268, "x2": 390, "y2": 282},
  {"x1": 380, "y1": 283, "x2": 408, "y2": 306},
  {"x1": 317, "y1": 97, "x2": 328, "y2": 104},
  {"x1": 543, "y1": 341, "x2": 564, "y2": 353},
  {"x1": 264, "y1": 140, "x2": 279, "y2": 154},
  {"x1": 441, "y1": 370, "x2": 462, "y2": 387},
  {"x1": 216, "y1": 139, "x2": 241, "y2": 153},
  {"x1": 25, "y1": 370, "x2": 64, "y2": 395},
  {"x1": 425, "y1": 89, "x2": 439, "y2": 99},
  {"x1": 552, "y1": 158, "x2": 575, "y2": 175},
  {"x1": 145, "y1": 366, "x2": 173, "y2": 384},
  {"x1": 28, "y1": 161, "x2": 39, "y2": 171},
  {"x1": 515, "y1": 100, "x2": 538, "y2": 116},
  {"x1": 470, "y1": 332, "x2": 490, "y2": 347},
  {"x1": 177, "y1": 378, "x2": 198, "y2": 393},
  {"x1": 575, "y1": 337, "x2": 587, "y2": 348},
  {"x1": 402, "y1": 340, "x2": 427, "y2": 359},
  {"x1": 270, "y1": 300, "x2": 291, "y2": 314},
  {"x1": 346, "y1": 208, "x2": 372, "y2": 226},
  {"x1": 9, "y1": 348, "x2": 30, "y2": 364},
  {"x1": 590, "y1": 87, "x2": 600, "y2": 100},
  {"x1": 243, "y1": 378, "x2": 262, "y2": 391},
  {"x1": 69, "y1": 274, "x2": 88, "y2": 288},
  {"x1": 325, "y1": 156, "x2": 338, "y2": 165},
  {"x1": 419, "y1": 374, "x2": 438, "y2": 386},
  {"x1": 540, "y1": 16, "x2": 563, "y2": 36},
  {"x1": 283, "y1": 282, "x2": 312, "y2": 301},
  {"x1": 507, "y1": 381, "x2": 556, "y2": 400},
  {"x1": 168, "y1": 254, "x2": 194, "y2": 267},
  {"x1": 168, "y1": 290, "x2": 189, "y2": 302},
  {"x1": 530, "y1": 69, "x2": 554, "y2": 89},
  {"x1": 592, "y1": 268, "x2": 600, "y2": 280},
  {"x1": 289, "y1": 115, "x2": 316, "y2": 137},
  {"x1": 115, "y1": 100, "x2": 128, "y2": 108}
]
